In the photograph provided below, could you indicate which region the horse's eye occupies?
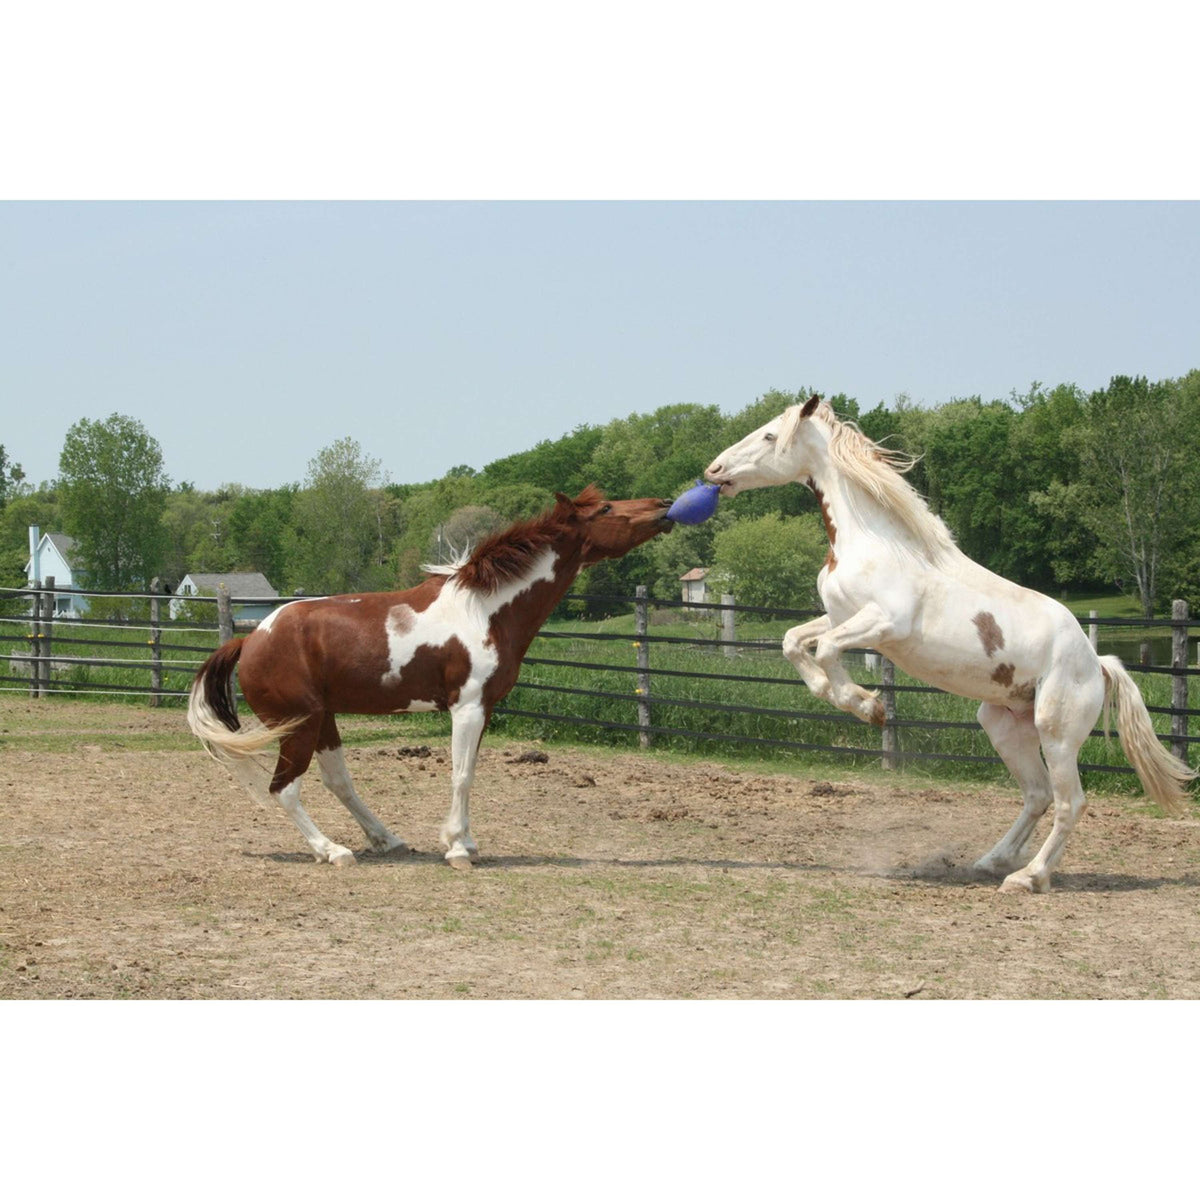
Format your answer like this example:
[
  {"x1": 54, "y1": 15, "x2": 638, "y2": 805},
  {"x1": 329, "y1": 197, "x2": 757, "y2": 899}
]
[
  {"x1": 599, "y1": 504, "x2": 612, "y2": 515},
  {"x1": 764, "y1": 432, "x2": 777, "y2": 443}
]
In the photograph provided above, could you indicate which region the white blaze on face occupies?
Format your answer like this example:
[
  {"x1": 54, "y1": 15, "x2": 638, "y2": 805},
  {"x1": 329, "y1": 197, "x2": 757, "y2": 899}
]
[{"x1": 382, "y1": 547, "x2": 561, "y2": 708}]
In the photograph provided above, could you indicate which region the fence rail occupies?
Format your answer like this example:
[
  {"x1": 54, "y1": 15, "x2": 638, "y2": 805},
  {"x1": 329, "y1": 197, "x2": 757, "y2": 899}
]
[{"x1": 2, "y1": 582, "x2": 1196, "y2": 780}]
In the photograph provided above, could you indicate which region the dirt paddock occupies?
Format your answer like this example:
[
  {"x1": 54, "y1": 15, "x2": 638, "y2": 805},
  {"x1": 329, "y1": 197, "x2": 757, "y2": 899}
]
[{"x1": 2, "y1": 697, "x2": 1198, "y2": 999}]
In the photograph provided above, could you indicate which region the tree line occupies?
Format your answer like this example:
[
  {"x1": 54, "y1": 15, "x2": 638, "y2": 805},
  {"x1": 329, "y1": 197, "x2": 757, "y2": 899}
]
[{"x1": 2, "y1": 370, "x2": 1197, "y2": 618}]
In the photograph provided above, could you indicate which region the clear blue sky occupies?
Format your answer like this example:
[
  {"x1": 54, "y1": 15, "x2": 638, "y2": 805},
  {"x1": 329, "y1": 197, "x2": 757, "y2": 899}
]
[{"x1": 4, "y1": 201, "x2": 1197, "y2": 493}]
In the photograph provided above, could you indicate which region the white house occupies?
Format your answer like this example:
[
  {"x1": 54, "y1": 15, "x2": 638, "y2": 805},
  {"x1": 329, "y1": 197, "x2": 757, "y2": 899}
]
[
  {"x1": 171, "y1": 572, "x2": 280, "y2": 623},
  {"x1": 25, "y1": 529, "x2": 89, "y2": 617},
  {"x1": 679, "y1": 567, "x2": 710, "y2": 606}
]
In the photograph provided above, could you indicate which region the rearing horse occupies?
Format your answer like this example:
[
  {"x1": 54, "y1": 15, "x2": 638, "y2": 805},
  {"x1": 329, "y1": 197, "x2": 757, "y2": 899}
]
[
  {"x1": 188, "y1": 487, "x2": 673, "y2": 868},
  {"x1": 706, "y1": 394, "x2": 1195, "y2": 893}
]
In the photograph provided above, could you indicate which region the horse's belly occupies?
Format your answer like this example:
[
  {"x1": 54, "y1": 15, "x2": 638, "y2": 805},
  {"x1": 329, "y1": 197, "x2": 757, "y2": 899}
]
[{"x1": 884, "y1": 640, "x2": 1039, "y2": 711}]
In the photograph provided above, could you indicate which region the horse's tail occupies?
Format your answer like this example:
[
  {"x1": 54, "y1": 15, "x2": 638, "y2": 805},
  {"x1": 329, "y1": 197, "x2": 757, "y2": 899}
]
[
  {"x1": 187, "y1": 639, "x2": 302, "y2": 770},
  {"x1": 1100, "y1": 655, "x2": 1195, "y2": 818}
]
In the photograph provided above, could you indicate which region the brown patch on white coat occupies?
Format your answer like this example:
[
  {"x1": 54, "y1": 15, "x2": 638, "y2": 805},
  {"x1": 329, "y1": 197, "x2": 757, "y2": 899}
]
[
  {"x1": 972, "y1": 611, "x2": 1005, "y2": 658},
  {"x1": 807, "y1": 477, "x2": 838, "y2": 572}
]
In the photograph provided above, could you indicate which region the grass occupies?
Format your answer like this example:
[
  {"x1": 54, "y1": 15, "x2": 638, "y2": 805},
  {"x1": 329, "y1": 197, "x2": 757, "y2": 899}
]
[
  {"x1": 491, "y1": 610, "x2": 1198, "y2": 794},
  {"x1": 2, "y1": 595, "x2": 1195, "y2": 795}
]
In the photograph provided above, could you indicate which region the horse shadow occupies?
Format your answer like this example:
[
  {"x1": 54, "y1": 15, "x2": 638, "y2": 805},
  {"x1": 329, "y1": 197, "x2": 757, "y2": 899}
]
[
  {"x1": 881, "y1": 857, "x2": 1200, "y2": 893},
  {"x1": 246, "y1": 846, "x2": 830, "y2": 873},
  {"x1": 246, "y1": 847, "x2": 1199, "y2": 893}
]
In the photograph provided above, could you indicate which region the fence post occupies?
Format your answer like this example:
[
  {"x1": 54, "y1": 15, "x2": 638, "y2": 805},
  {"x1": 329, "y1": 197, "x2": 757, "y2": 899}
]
[
  {"x1": 28, "y1": 577, "x2": 41, "y2": 698},
  {"x1": 1171, "y1": 599, "x2": 1189, "y2": 765},
  {"x1": 721, "y1": 593, "x2": 736, "y2": 658},
  {"x1": 149, "y1": 579, "x2": 163, "y2": 708},
  {"x1": 217, "y1": 583, "x2": 234, "y2": 645},
  {"x1": 39, "y1": 576, "x2": 55, "y2": 698},
  {"x1": 1088, "y1": 610, "x2": 1098, "y2": 651},
  {"x1": 881, "y1": 656, "x2": 898, "y2": 769},
  {"x1": 635, "y1": 585, "x2": 651, "y2": 748}
]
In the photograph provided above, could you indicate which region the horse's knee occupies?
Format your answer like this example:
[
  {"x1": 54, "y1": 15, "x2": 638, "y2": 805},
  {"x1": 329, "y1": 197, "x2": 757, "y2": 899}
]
[{"x1": 782, "y1": 628, "x2": 812, "y2": 662}]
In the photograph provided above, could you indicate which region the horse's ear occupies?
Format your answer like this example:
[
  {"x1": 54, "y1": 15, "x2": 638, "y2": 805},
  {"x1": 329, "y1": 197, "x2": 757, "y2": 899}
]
[
  {"x1": 554, "y1": 491, "x2": 583, "y2": 522},
  {"x1": 801, "y1": 393, "x2": 822, "y2": 419}
]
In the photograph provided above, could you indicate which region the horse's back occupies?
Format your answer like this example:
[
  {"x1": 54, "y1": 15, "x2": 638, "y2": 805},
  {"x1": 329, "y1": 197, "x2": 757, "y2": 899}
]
[{"x1": 237, "y1": 583, "x2": 453, "y2": 717}]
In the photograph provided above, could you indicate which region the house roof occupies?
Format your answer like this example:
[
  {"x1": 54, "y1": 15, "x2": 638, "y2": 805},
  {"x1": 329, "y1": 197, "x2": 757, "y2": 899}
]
[
  {"x1": 46, "y1": 532, "x2": 77, "y2": 560},
  {"x1": 679, "y1": 568, "x2": 709, "y2": 582},
  {"x1": 178, "y1": 572, "x2": 279, "y2": 599},
  {"x1": 25, "y1": 531, "x2": 78, "y2": 576}
]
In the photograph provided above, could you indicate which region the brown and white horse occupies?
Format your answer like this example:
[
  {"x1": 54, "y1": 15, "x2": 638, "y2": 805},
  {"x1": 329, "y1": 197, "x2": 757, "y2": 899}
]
[
  {"x1": 188, "y1": 486, "x2": 672, "y2": 868},
  {"x1": 706, "y1": 395, "x2": 1196, "y2": 893}
]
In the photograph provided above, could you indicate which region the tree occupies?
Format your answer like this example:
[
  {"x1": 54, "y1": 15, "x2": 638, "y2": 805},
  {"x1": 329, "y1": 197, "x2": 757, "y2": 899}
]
[
  {"x1": 226, "y1": 485, "x2": 298, "y2": 586},
  {"x1": 288, "y1": 437, "x2": 390, "y2": 594},
  {"x1": 429, "y1": 505, "x2": 505, "y2": 564},
  {"x1": 161, "y1": 483, "x2": 239, "y2": 581},
  {"x1": 1056, "y1": 374, "x2": 1200, "y2": 616},
  {"x1": 58, "y1": 413, "x2": 170, "y2": 590},
  {"x1": 0, "y1": 444, "x2": 25, "y2": 510},
  {"x1": 920, "y1": 398, "x2": 1020, "y2": 575},
  {"x1": 644, "y1": 507, "x2": 734, "y2": 602},
  {"x1": 711, "y1": 513, "x2": 828, "y2": 609},
  {"x1": 392, "y1": 472, "x2": 482, "y2": 587},
  {"x1": 583, "y1": 404, "x2": 728, "y2": 499},
  {"x1": 480, "y1": 425, "x2": 605, "y2": 495},
  {"x1": 0, "y1": 483, "x2": 59, "y2": 615},
  {"x1": 1012, "y1": 382, "x2": 1093, "y2": 589},
  {"x1": 479, "y1": 483, "x2": 556, "y2": 523}
]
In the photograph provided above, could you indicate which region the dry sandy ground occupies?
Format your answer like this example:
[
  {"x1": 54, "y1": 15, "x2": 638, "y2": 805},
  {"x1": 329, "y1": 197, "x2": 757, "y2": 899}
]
[{"x1": 2, "y1": 698, "x2": 1199, "y2": 999}]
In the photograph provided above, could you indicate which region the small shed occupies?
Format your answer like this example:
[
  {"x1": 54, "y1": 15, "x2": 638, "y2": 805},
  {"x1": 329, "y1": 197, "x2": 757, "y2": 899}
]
[
  {"x1": 25, "y1": 530, "x2": 89, "y2": 617},
  {"x1": 679, "y1": 567, "x2": 710, "y2": 606},
  {"x1": 171, "y1": 572, "x2": 280, "y2": 623}
]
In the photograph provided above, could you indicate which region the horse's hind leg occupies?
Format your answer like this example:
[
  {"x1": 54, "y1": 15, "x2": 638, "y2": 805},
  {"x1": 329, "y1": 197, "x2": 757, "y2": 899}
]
[
  {"x1": 315, "y1": 714, "x2": 407, "y2": 855},
  {"x1": 998, "y1": 671, "x2": 1103, "y2": 894},
  {"x1": 271, "y1": 716, "x2": 358, "y2": 866},
  {"x1": 973, "y1": 703, "x2": 1053, "y2": 877}
]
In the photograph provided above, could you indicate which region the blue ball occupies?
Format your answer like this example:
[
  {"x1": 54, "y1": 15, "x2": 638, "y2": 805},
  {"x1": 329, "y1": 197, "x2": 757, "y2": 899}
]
[{"x1": 666, "y1": 481, "x2": 721, "y2": 525}]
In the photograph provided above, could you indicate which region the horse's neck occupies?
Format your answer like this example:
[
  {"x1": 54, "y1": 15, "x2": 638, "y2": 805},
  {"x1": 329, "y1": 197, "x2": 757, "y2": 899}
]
[
  {"x1": 481, "y1": 543, "x2": 585, "y2": 648},
  {"x1": 806, "y1": 454, "x2": 932, "y2": 562}
]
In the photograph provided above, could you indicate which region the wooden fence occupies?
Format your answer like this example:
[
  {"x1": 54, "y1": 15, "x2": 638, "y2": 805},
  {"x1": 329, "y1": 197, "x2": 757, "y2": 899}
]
[{"x1": 1, "y1": 582, "x2": 1196, "y2": 779}]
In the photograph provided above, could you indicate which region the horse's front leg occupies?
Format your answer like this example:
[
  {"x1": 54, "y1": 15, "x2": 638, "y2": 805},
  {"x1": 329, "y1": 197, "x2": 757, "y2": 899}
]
[
  {"x1": 811, "y1": 603, "x2": 896, "y2": 726},
  {"x1": 783, "y1": 615, "x2": 835, "y2": 702},
  {"x1": 440, "y1": 700, "x2": 487, "y2": 869}
]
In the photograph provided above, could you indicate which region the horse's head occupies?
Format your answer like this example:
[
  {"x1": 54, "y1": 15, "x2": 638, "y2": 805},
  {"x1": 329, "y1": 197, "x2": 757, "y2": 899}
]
[
  {"x1": 704, "y1": 393, "x2": 824, "y2": 496},
  {"x1": 556, "y1": 485, "x2": 674, "y2": 563}
]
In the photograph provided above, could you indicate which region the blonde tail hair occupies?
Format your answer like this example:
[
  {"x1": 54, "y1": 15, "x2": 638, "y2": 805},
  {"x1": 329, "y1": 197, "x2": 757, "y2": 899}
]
[
  {"x1": 1101, "y1": 655, "x2": 1195, "y2": 818},
  {"x1": 187, "y1": 639, "x2": 303, "y2": 775}
]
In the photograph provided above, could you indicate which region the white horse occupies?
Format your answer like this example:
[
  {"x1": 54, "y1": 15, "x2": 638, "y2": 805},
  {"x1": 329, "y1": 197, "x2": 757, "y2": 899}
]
[{"x1": 705, "y1": 394, "x2": 1195, "y2": 893}]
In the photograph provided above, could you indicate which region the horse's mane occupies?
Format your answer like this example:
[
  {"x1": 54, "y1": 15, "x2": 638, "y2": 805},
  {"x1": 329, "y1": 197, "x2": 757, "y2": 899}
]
[
  {"x1": 424, "y1": 486, "x2": 602, "y2": 592},
  {"x1": 788, "y1": 401, "x2": 958, "y2": 564}
]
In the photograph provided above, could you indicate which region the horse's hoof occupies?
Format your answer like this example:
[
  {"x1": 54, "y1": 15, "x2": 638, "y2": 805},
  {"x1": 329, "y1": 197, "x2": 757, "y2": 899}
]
[
  {"x1": 446, "y1": 853, "x2": 473, "y2": 871},
  {"x1": 372, "y1": 837, "x2": 408, "y2": 855},
  {"x1": 329, "y1": 847, "x2": 357, "y2": 867},
  {"x1": 973, "y1": 856, "x2": 1007, "y2": 877},
  {"x1": 999, "y1": 871, "x2": 1049, "y2": 895}
]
